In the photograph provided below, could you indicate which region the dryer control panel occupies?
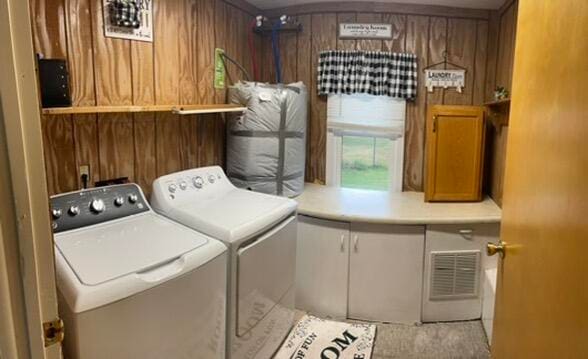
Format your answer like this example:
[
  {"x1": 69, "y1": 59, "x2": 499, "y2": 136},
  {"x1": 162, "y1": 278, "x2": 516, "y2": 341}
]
[
  {"x1": 151, "y1": 166, "x2": 235, "y2": 212},
  {"x1": 50, "y1": 184, "x2": 150, "y2": 233}
]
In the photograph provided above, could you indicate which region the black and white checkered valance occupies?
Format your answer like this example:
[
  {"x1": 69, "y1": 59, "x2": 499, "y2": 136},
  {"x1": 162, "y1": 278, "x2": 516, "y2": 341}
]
[{"x1": 317, "y1": 50, "x2": 418, "y2": 99}]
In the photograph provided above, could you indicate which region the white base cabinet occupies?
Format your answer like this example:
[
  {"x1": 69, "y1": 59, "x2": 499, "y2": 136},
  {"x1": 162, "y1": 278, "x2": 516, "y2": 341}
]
[
  {"x1": 348, "y1": 223, "x2": 424, "y2": 324},
  {"x1": 296, "y1": 216, "x2": 425, "y2": 323},
  {"x1": 296, "y1": 216, "x2": 350, "y2": 319},
  {"x1": 296, "y1": 215, "x2": 500, "y2": 324}
]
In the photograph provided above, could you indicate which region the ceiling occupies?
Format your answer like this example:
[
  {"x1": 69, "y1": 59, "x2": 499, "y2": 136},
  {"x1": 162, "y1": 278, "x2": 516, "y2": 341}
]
[{"x1": 247, "y1": 0, "x2": 505, "y2": 10}]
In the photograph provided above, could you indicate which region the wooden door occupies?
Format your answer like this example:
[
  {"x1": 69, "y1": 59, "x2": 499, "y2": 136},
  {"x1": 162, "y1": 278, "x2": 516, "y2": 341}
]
[
  {"x1": 348, "y1": 223, "x2": 424, "y2": 324},
  {"x1": 295, "y1": 215, "x2": 350, "y2": 319},
  {"x1": 425, "y1": 105, "x2": 485, "y2": 202},
  {"x1": 491, "y1": 0, "x2": 588, "y2": 357}
]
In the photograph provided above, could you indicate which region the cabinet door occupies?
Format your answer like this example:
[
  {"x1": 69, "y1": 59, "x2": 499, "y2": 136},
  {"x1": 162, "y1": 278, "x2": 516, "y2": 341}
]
[
  {"x1": 422, "y1": 223, "x2": 500, "y2": 322},
  {"x1": 295, "y1": 215, "x2": 350, "y2": 319},
  {"x1": 348, "y1": 223, "x2": 425, "y2": 324},
  {"x1": 425, "y1": 105, "x2": 485, "y2": 202}
]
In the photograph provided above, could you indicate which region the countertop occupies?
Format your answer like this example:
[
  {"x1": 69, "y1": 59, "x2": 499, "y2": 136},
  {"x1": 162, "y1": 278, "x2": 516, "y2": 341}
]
[{"x1": 294, "y1": 184, "x2": 502, "y2": 225}]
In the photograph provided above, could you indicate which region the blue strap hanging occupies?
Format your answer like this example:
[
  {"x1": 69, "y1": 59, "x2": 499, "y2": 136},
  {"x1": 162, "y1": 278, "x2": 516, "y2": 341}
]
[{"x1": 271, "y1": 20, "x2": 283, "y2": 84}]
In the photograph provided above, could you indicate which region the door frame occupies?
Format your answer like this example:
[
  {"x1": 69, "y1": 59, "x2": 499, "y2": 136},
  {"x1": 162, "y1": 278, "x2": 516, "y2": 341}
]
[{"x1": 0, "y1": 0, "x2": 61, "y2": 358}]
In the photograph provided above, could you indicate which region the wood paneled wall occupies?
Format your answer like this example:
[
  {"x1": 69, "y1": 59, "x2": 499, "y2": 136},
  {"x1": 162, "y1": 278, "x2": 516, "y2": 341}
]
[
  {"x1": 485, "y1": 0, "x2": 518, "y2": 206},
  {"x1": 260, "y1": 4, "x2": 495, "y2": 191},
  {"x1": 33, "y1": 0, "x2": 517, "y2": 201},
  {"x1": 31, "y1": 0, "x2": 260, "y2": 196}
]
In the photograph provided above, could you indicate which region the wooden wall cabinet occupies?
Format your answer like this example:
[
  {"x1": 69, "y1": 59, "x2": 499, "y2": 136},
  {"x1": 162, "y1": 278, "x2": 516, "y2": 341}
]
[{"x1": 425, "y1": 105, "x2": 486, "y2": 202}]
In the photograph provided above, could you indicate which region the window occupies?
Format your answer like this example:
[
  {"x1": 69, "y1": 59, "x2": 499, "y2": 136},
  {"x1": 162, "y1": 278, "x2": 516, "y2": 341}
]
[{"x1": 326, "y1": 94, "x2": 406, "y2": 192}]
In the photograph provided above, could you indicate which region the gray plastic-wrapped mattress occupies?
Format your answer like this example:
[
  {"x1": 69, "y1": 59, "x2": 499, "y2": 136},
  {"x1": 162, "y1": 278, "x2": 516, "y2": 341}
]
[{"x1": 227, "y1": 81, "x2": 308, "y2": 197}]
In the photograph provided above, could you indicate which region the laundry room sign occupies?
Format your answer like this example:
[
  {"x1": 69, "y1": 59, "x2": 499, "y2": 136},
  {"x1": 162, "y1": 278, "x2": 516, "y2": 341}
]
[
  {"x1": 339, "y1": 23, "x2": 392, "y2": 39},
  {"x1": 425, "y1": 69, "x2": 466, "y2": 93},
  {"x1": 103, "y1": 0, "x2": 153, "y2": 42}
]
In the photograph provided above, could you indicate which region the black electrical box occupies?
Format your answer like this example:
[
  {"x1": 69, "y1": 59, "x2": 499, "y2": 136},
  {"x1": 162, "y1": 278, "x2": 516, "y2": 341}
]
[{"x1": 38, "y1": 59, "x2": 71, "y2": 108}]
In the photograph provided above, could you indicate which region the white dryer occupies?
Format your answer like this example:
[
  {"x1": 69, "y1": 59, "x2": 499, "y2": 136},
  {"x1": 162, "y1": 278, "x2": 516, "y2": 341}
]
[
  {"x1": 51, "y1": 184, "x2": 227, "y2": 359},
  {"x1": 151, "y1": 166, "x2": 298, "y2": 359}
]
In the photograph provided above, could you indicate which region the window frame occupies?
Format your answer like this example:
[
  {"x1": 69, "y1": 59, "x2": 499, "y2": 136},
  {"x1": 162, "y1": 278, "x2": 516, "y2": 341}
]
[{"x1": 325, "y1": 97, "x2": 406, "y2": 192}]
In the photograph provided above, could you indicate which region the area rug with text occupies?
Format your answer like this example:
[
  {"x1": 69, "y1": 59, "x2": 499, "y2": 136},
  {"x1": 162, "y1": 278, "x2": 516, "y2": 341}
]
[{"x1": 274, "y1": 315, "x2": 376, "y2": 359}]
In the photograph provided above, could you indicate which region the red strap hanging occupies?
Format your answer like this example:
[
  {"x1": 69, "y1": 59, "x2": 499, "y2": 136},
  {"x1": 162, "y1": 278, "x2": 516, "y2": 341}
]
[{"x1": 248, "y1": 18, "x2": 260, "y2": 81}]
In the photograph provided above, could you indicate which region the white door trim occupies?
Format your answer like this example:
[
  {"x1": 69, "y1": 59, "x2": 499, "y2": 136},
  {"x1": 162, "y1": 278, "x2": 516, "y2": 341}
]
[{"x1": 0, "y1": 0, "x2": 61, "y2": 357}]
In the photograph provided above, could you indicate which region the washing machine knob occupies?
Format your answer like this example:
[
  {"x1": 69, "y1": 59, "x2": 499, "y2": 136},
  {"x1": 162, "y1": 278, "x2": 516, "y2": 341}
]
[
  {"x1": 168, "y1": 184, "x2": 177, "y2": 193},
  {"x1": 208, "y1": 175, "x2": 216, "y2": 184},
  {"x1": 52, "y1": 208, "x2": 62, "y2": 219},
  {"x1": 114, "y1": 196, "x2": 125, "y2": 207},
  {"x1": 68, "y1": 206, "x2": 80, "y2": 216},
  {"x1": 90, "y1": 199, "x2": 105, "y2": 214},
  {"x1": 128, "y1": 194, "x2": 138, "y2": 204},
  {"x1": 192, "y1": 176, "x2": 204, "y2": 189}
]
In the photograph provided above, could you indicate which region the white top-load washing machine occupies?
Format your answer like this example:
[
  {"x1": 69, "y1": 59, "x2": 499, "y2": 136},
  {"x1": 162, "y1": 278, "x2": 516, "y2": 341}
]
[
  {"x1": 151, "y1": 166, "x2": 298, "y2": 359},
  {"x1": 50, "y1": 184, "x2": 227, "y2": 359}
]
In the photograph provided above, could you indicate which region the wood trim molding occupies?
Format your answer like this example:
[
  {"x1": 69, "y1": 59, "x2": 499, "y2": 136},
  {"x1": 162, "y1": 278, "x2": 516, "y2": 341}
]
[
  {"x1": 498, "y1": 0, "x2": 517, "y2": 15},
  {"x1": 263, "y1": 2, "x2": 491, "y2": 20},
  {"x1": 224, "y1": 0, "x2": 261, "y2": 16}
]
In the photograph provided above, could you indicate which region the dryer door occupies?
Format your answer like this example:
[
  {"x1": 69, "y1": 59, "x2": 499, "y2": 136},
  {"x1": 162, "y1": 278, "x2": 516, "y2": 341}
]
[{"x1": 236, "y1": 215, "x2": 297, "y2": 337}]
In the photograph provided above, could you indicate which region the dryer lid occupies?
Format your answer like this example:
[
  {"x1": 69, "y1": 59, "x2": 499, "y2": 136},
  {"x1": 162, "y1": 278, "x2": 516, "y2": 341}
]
[
  {"x1": 54, "y1": 212, "x2": 209, "y2": 286},
  {"x1": 172, "y1": 189, "x2": 297, "y2": 243}
]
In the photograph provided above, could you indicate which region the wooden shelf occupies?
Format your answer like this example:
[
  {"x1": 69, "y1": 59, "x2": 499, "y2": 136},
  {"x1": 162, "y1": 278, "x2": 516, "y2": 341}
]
[
  {"x1": 42, "y1": 104, "x2": 246, "y2": 116},
  {"x1": 172, "y1": 105, "x2": 247, "y2": 115},
  {"x1": 485, "y1": 98, "x2": 511, "y2": 127},
  {"x1": 485, "y1": 98, "x2": 511, "y2": 107}
]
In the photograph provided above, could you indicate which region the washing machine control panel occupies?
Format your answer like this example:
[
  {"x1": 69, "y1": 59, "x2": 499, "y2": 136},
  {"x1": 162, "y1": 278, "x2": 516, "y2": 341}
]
[{"x1": 50, "y1": 184, "x2": 149, "y2": 233}]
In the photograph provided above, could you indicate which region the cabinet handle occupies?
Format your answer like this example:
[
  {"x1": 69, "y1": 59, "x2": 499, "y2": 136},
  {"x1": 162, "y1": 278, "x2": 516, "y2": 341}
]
[
  {"x1": 459, "y1": 229, "x2": 474, "y2": 240},
  {"x1": 432, "y1": 115, "x2": 438, "y2": 133},
  {"x1": 353, "y1": 235, "x2": 359, "y2": 252},
  {"x1": 340, "y1": 235, "x2": 345, "y2": 252}
]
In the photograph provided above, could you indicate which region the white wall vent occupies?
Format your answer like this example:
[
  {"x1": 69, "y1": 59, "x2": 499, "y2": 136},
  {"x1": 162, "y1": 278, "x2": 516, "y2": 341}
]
[{"x1": 429, "y1": 250, "x2": 480, "y2": 300}]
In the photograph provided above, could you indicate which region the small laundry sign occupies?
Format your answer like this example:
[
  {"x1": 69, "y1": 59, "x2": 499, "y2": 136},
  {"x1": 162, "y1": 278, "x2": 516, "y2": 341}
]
[
  {"x1": 339, "y1": 23, "x2": 392, "y2": 39},
  {"x1": 103, "y1": 0, "x2": 153, "y2": 42},
  {"x1": 425, "y1": 69, "x2": 466, "y2": 93}
]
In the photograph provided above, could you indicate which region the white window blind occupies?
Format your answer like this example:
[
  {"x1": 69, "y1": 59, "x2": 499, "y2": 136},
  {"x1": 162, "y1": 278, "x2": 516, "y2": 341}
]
[{"x1": 327, "y1": 94, "x2": 406, "y2": 138}]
